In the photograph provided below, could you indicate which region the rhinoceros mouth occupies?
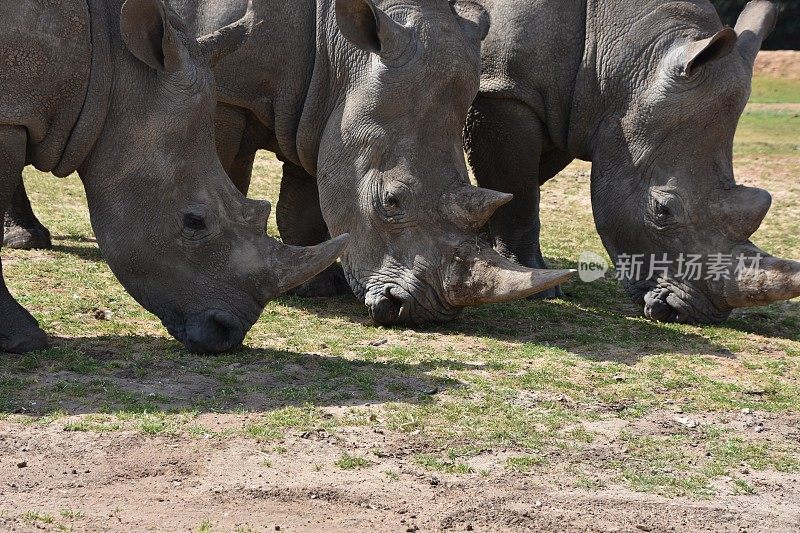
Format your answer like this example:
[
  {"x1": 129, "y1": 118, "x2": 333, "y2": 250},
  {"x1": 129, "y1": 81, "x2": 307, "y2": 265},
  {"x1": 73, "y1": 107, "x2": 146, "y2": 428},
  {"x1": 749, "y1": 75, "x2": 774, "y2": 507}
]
[
  {"x1": 344, "y1": 265, "x2": 461, "y2": 326},
  {"x1": 625, "y1": 278, "x2": 732, "y2": 325},
  {"x1": 160, "y1": 309, "x2": 249, "y2": 354}
]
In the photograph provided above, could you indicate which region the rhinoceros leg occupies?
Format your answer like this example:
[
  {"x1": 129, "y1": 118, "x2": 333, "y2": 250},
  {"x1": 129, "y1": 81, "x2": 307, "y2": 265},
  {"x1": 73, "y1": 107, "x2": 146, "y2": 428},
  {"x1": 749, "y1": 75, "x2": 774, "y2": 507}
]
[
  {"x1": 0, "y1": 126, "x2": 49, "y2": 354},
  {"x1": 465, "y1": 96, "x2": 561, "y2": 299},
  {"x1": 3, "y1": 181, "x2": 52, "y2": 250},
  {"x1": 277, "y1": 161, "x2": 350, "y2": 297}
]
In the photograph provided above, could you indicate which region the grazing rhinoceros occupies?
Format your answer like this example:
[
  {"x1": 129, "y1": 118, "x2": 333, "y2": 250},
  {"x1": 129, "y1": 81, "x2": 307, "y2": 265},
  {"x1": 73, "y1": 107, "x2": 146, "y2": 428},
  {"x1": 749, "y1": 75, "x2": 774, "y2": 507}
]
[
  {"x1": 5, "y1": 0, "x2": 576, "y2": 327},
  {"x1": 0, "y1": 0, "x2": 348, "y2": 354},
  {"x1": 464, "y1": 0, "x2": 800, "y2": 323},
  {"x1": 173, "y1": 0, "x2": 576, "y2": 325}
]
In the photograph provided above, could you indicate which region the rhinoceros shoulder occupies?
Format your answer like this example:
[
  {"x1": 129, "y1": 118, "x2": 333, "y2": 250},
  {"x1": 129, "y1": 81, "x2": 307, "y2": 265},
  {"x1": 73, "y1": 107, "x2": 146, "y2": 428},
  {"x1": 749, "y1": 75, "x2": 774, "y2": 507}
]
[{"x1": 0, "y1": 0, "x2": 92, "y2": 171}]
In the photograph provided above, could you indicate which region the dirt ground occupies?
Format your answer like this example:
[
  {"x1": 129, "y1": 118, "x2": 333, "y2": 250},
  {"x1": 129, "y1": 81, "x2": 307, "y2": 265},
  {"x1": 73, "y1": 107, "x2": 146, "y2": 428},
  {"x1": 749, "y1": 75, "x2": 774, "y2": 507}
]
[
  {"x1": 2, "y1": 411, "x2": 800, "y2": 532},
  {"x1": 754, "y1": 50, "x2": 800, "y2": 79}
]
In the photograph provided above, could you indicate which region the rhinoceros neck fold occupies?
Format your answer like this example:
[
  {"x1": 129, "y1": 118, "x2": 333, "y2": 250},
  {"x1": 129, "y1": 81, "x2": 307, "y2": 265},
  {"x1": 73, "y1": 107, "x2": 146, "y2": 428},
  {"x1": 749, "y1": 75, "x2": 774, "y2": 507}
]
[
  {"x1": 567, "y1": 0, "x2": 729, "y2": 161},
  {"x1": 54, "y1": 0, "x2": 113, "y2": 178},
  {"x1": 566, "y1": 0, "x2": 601, "y2": 161},
  {"x1": 295, "y1": 0, "x2": 362, "y2": 176},
  {"x1": 3, "y1": 0, "x2": 92, "y2": 172}
]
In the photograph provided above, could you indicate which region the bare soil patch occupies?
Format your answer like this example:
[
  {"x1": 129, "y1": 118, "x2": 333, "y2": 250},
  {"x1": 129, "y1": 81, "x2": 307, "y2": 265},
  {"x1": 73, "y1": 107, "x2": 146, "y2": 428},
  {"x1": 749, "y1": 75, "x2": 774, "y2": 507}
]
[
  {"x1": 2, "y1": 415, "x2": 799, "y2": 532},
  {"x1": 755, "y1": 51, "x2": 800, "y2": 79}
]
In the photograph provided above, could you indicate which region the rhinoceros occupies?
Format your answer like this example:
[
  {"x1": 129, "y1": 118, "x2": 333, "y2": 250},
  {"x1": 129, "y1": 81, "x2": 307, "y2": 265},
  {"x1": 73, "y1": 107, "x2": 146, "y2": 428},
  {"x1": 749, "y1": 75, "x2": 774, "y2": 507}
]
[
  {"x1": 5, "y1": 0, "x2": 576, "y2": 327},
  {"x1": 463, "y1": 0, "x2": 800, "y2": 323},
  {"x1": 0, "y1": 0, "x2": 348, "y2": 354}
]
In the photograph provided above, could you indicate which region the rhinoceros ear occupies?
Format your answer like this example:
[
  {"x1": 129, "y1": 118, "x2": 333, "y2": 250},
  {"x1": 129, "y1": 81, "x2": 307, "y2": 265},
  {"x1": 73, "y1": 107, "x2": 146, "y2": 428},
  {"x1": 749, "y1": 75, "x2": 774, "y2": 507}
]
[
  {"x1": 120, "y1": 0, "x2": 184, "y2": 72},
  {"x1": 449, "y1": 0, "x2": 490, "y2": 42},
  {"x1": 335, "y1": 0, "x2": 416, "y2": 67},
  {"x1": 196, "y1": 0, "x2": 255, "y2": 67},
  {"x1": 679, "y1": 28, "x2": 738, "y2": 78}
]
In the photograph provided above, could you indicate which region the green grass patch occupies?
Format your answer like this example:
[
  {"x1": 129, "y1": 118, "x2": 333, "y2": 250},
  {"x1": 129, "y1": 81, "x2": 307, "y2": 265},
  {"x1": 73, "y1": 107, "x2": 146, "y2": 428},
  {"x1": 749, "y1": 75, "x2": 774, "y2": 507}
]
[
  {"x1": 334, "y1": 453, "x2": 372, "y2": 470},
  {"x1": 736, "y1": 109, "x2": 800, "y2": 156},
  {"x1": 414, "y1": 453, "x2": 474, "y2": 475},
  {"x1": 750, "y1": 76, "x2": 800, "y2": 104},
  {"x1": 506, "y1": 455, "x2": 547, "y2": 473}
]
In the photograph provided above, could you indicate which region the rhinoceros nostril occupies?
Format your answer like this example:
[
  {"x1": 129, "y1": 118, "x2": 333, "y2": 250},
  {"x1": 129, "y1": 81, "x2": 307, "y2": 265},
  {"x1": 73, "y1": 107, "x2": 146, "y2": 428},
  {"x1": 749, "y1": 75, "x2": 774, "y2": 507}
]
[
  {"x1": 368, "y1": 291, "x2": 404, "y2": 326},
  {"x1": 643, "y1": 288, "x2": 679, "y2": 323},
  {"x1": 183, "y1": 310, "x2": 245, "y2": 354}
]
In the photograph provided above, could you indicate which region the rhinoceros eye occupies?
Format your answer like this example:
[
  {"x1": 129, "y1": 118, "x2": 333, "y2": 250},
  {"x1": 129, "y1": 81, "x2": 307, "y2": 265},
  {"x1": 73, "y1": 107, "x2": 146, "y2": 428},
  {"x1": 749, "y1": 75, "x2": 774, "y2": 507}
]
[
  {"x1": 183, "y1": 213, "x2": 207, "y2": 231},
  {"x1": 654, "y1": 201, "x2": 671, "y2": 222},
  {"x1": 373, "y1": 179, "x2": 412, "y2": 226},
  {"x1": 384, "y1": 193, "x2": 400, "y2": 210},
  {"x1": 648, "y1": 187, "x2": 685, "y2": 230}
]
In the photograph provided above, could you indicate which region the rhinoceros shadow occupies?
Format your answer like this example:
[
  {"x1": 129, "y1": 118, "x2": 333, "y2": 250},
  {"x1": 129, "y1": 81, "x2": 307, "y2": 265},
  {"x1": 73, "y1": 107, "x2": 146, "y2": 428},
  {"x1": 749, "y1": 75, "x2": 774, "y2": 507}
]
[
  {"x1": 285, "y1": 295, "x2": 736, "y2": 365},
  {"x1": 0, "y1": 338, "x2": 467, "y2": 417},
  {"x1": 280, "y1": 255, "x2": 799, "y2": 359},
  {"x1": 723, "y1": 302, "x2": 800, "y2": 342},
  {"x1": 50, "y1": 243, "x2": 104, "y2": 262}
]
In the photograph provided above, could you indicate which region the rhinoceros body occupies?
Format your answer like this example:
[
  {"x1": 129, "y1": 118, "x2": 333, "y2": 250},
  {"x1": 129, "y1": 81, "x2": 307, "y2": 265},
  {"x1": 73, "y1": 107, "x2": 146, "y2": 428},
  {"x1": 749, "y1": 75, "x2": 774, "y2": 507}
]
[
  {"x1": 6, "y1": 0, "x2": 575, "y2": 327},
  {"x1": 0, "y1": 0, "x2": 348, "y2": 354},
  {"x1": 464, "y1": 0, "x2": 800, "y2": 323},
  {"x1": 167, "y1": 0, "x2": 576, "y2": 325},
  {"x1": 1, "y1": 2, "x2": 94, "y2": 175}
]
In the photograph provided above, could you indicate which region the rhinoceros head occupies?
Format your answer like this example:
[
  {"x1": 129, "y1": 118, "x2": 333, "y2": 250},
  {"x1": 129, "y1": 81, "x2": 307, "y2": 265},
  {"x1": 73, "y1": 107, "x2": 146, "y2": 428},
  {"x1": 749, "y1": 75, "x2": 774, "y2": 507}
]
[
  {"x1": 590, "y1": 0, "x2": 799, "y2": 323},
  {"x1": 86, "y1": 0, "x2": 348, "y2": 353},
  {"x1": 315, "y1": 0, "x2": 573, "y2": 325}
]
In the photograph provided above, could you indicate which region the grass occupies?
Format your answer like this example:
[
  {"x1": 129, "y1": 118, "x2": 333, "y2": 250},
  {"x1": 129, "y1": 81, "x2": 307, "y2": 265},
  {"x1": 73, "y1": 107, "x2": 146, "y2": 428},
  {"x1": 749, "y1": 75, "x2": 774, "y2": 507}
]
[
  {"x1": 23, "y1": 510, "x2": 54, "y2": 524},
  {"x1": 414, "y1": 453, "x2": 474, "y2": 475},
  {"x1": 335, "y1": 453, "x2": 372, "y2": 470},
  {"x1": 196, "y1": 519, "x2": 214, "y2": 533},
  {"x1": 506, "y1": 455, "x2": 547, "y2": 473},
  {"x1": 0, "y1": 75, "x2": 799, "y2": 500},
  {"x1": 735, "y1": 109, "x2": 800, "y2": 156},
  {"x1": 750, "y1": 76, "x2": 800, "y2": 104}
]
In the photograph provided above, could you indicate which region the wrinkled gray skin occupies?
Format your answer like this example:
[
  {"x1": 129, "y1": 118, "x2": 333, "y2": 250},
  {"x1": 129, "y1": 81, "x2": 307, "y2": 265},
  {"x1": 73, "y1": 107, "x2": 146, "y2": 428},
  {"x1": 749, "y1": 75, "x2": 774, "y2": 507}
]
[
  {"x1": 172, "y1": 0, "x2": 574, "y2": 325},
  {"x1": 0, "y1": 0, "x2": 348, "y2": 354},
  {"x1": 6, "y1": 0, "x2": 575, "y2": 327},
  {"x1": 464, "y1": 0, "x2": 800, "y2": 323}
]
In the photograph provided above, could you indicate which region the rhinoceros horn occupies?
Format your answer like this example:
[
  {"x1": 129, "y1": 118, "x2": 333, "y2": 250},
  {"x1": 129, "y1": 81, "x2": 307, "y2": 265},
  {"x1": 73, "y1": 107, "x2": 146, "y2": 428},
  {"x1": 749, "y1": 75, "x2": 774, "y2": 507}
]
[
  {"x1": 734, "y1": 0, "x2": 778, "y2": 67},
  {"x1": 196, "y1": 0, "x2": 256, "y2": 66},
  {"x1": 273, "y1": 234, "x2": 350, "y2": 294},
  {"x1": 441, "y1": 186, "x2": 513, "y2": 231},
  {"x1": 718, "y1": 186, "x2": 772, "y2": 242},
  {"x1": 724, "y1": 251, "x2": 800, "y2": 308},
  {"x1": 444, "y1": 242, "x2": 576, "y2": 306}
]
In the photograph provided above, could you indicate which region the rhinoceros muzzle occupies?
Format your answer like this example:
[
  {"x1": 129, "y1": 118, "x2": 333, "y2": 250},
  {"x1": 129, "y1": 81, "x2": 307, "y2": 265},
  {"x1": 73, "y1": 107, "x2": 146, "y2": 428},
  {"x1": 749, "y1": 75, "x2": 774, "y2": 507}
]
[
  {"x1": 632, "y1": 242, "x2": 800, "y2": 324},
  {"x1": 183, "y1": 310, "x2": 247, "y2": 354},
  {"x1": 366, "y1": 286, "x2": 411, "y2": 326}
]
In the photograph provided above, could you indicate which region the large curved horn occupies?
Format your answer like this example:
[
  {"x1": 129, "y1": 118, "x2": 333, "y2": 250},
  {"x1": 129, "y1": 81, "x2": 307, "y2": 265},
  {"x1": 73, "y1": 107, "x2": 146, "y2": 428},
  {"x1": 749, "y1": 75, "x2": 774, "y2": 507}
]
[
  {"x1": 734, "y1": 0, "x2": 778, "y2": 68},
  {"x1": 273, "y1": 235, "x2": 350, "y2": 294},
  {"x1": 441, "y1": 186, "x2": 513, "y2": 230},
  {"x1": 444, "y1": 242, "x2": 576, "y2": 306},
  {"x1": 196, "y1": 0, "x2": 256, "y2": 66},
  {"x1": 724, "y1": 254, "x2": 800, "y2": 308}
]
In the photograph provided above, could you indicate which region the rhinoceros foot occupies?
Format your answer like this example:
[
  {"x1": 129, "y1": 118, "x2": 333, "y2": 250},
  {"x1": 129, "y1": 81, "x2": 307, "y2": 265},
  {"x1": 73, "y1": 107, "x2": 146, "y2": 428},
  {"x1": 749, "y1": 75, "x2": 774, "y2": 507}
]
[
  {"x1": 0, "y1": 327, "x2": 49, "y2": 354},
  {"x1": 3, "y1": 216, "x2": 52, "y2": 250},
  {"x1": 288, "y1": 263, "x2": 352, "y2": 298},
  {"x1": 0, "y1": 288, "x2": 49, "y2": 353}
]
